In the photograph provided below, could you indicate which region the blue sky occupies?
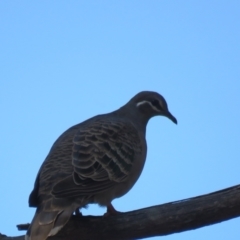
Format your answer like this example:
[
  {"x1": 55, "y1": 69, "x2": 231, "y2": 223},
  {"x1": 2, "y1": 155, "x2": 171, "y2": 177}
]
[{"x1": 0, "y1": 1, "x2": 239, "y2": 239}]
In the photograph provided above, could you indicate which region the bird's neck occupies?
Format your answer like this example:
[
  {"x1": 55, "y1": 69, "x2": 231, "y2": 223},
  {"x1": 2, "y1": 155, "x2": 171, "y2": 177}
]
[{"x1": 114, "y1": 106, "x2": 149, "y2": 136}]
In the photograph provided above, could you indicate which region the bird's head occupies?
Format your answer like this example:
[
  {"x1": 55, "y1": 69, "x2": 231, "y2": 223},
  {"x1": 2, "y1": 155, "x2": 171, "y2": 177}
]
[{"x1": 126, "y1": 91, "x2": 177, "y2": 124}]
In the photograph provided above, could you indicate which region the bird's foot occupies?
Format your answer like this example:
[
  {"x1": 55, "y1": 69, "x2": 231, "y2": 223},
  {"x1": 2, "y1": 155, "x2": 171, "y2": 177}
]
[{"x1": 103, "y1": 203, "x2": 122, "y2": 217}]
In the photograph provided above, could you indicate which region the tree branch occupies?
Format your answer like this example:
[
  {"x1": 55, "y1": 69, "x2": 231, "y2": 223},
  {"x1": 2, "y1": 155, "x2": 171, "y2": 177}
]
[{"x1": 1, "y1": 184, "x2": 240, "y2": 240}]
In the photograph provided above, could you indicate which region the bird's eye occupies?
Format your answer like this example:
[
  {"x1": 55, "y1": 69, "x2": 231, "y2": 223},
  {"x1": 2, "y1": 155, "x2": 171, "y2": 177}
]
[
  {"x1": 151, "y1": 99, "x2": 159, "y2": 107},
  {"x1": 151, "y1": 99, "x2": 163, "y2": 110}
]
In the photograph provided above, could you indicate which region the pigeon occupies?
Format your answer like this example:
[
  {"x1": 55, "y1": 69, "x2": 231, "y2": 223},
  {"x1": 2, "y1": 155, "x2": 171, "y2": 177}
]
[{"x1": 26, "y1": 91, "x2": 177, "y2": 240}]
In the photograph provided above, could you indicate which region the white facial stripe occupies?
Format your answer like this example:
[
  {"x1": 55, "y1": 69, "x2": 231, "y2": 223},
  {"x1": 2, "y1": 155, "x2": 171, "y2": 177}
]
[
  {"x1": 136, "y1": 100, "x2": 161, "y2": 112},
  {"x1": 136, "y1": 100, "x2": 150, "y2": 107}
]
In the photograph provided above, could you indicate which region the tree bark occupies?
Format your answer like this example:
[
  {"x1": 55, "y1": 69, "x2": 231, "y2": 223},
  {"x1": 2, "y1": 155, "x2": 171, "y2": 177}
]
[{"x1": 1, "y1": 184, "x2": 240, "y2": 240}]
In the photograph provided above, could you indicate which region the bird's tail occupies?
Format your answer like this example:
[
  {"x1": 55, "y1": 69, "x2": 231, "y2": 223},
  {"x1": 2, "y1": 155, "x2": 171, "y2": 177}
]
[{"x1": 25, "y1": 207, "x2": 74, "y2": 240}]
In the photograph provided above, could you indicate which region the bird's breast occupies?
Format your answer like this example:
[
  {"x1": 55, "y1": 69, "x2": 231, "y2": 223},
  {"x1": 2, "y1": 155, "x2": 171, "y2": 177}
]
[{"x1": 94, "y1": 140, "x2": 147, "y2": 206}]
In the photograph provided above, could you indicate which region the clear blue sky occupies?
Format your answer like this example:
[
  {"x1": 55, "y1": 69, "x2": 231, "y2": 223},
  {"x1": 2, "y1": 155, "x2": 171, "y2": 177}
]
[{"x1": 1, "y1": 1, "x2": 239, "y2": 239}]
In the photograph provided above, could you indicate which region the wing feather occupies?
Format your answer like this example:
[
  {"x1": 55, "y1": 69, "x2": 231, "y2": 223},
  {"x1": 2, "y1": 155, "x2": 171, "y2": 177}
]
[{"x1": 52, "y1": 119, "x2": 142, "y2": 199}]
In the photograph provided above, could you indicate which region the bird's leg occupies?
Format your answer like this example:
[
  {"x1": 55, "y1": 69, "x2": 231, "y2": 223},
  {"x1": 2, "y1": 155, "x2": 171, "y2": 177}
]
[
  {"x1": 74, "y1": 208, "x2": 82, "y2": 216},
  {"x1": 104, "y1": 203, "x2": 122, "y2": 216}
]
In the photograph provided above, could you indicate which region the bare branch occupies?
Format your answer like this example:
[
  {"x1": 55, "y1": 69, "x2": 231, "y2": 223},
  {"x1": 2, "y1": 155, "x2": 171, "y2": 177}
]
[{"x1": 1, "y1": 184, "x2": 240, "y2": 240}]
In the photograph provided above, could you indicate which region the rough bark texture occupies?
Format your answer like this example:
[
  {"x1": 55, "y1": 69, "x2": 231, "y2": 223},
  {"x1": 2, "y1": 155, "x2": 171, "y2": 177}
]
[{"x1": 1, "y1": 184, "x2": 240, "y2": 240}]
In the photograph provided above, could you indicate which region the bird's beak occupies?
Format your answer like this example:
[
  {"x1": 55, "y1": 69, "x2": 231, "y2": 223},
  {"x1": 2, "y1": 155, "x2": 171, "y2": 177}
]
[{"x1": 165, "y1": 111, "x2": 177, "y2": 124}]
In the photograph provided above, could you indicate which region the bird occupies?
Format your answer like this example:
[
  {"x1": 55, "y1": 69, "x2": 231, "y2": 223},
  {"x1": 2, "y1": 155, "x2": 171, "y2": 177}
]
[{"x1": 26, "y1": 91, "x2": 177, "y2": 240}]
